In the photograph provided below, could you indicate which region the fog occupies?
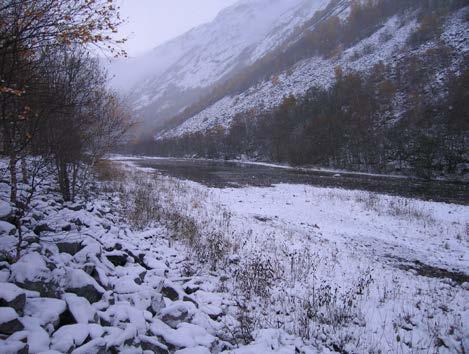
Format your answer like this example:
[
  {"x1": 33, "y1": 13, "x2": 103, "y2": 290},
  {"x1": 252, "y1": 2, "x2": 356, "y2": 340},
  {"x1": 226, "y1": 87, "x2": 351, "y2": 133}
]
[{"x1": 118, "y1": 0, "x2": 238, "y2": 57}]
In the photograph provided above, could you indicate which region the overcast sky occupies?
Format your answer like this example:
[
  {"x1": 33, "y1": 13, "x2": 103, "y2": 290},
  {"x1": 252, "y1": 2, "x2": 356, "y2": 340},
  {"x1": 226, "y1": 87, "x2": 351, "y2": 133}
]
[{"x1": 118, "y1": 0, "x2": 239, "y2": 57}]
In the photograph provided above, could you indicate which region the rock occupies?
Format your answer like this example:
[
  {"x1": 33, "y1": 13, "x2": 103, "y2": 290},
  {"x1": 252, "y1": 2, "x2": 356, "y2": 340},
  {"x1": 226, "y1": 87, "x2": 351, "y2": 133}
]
[
  {"x1": 0, "y1": 307, "x2": 24, "y2": 334},
  {"x1": 184, "y1": 286, "x2": 200, "y2": 295},
  {"x1": 162, "y1": 286, "x2": 179, "y2": 301},
  {"x1": 66, "y1": 203, "x2": 83, "y2": 212},
  {"x1": 150, "y1": 294, "x2": 165, "y2": 315},
  {"x1": 0, "y1": 220, "x2": 16, "y2": 235},
  {"x1": 175, "y1": 347, "x2": 211, "y2": 354},
  {"x1": 23, "y1": 234, "x2": 39, "y2": 244},
  {"x1": 161, "y1": 302, "x2": 190, "y2": 329},
  {"x1": 32, "y1": 212, "x2": 44, "y2": 222},
  {"x1": 57, "y1": 241, "x2": 84, "y2": 256},
  {"x1": 70, "y1": 218, "x2": 89, "y2": 228},
  {"x1": 10, "y1": 252, "x2": 61, "y2": 298},
  {"x1": 0, "y1": 282, "x2": 26, "y2": 314},
  {"x1": 67, "y1": 284, "x2": 103, "y2": 304},
  {"x1": 51, "y1": 324, "x2": 93, "y2": 352},
  {"x1": 140, "y1": 336, "x2": 169, "y2": 354},
  {"x1": 0, "y1": 341, "x2": 28, "y2": 354},
  {"x1": 65, "y1": 269, "x2": 105, "y2": 303},
  {"x1": 183, "y1": 296, "x2": 198, "y2": 308},
  {"x1": 72, "y1": 338, "x2": 106, "y2": 354},
  {"x1": 24, "y1": 297, "x2": 66, "y2": 328},
  {"x1": 63, "y1": 293, "x2": 97, "y2": 323},
  {"x1": 0, "y1": 200, "x2": 12, "y2": 220},
  {"x1": 61, "y1": 224, "x2": 72, "y2": 232},
  {"x1": 18, "y1": 280, "x2": 62, "y2": 298},
  {"x1": 33, "y1": 223, "x2": 54, "y2": 235},
  {"x1": 106, "y1": 252, "x2": 128, "y2": 267}
]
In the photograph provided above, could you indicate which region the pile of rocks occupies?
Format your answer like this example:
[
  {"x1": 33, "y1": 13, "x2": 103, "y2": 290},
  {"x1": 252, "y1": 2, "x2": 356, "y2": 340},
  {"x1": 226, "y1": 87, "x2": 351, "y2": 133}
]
[{"x1": 0, "y1": 187, "x2": 230, "y2": 354}]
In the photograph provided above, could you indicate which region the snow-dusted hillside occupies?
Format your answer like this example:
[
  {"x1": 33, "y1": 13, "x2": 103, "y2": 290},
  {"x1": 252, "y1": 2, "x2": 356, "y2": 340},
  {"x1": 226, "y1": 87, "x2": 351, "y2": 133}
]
[
  {"x1": 158, "y1": 6, "x2": 469, "y2": 139},
  {"x1": 110, "y1": 0, "x2": 330, "y2": 128}
]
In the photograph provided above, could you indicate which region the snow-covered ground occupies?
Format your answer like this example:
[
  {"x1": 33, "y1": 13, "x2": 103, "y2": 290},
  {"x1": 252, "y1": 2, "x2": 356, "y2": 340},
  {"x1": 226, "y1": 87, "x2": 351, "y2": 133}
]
[
  {"x1": 120, "y1": 161, "x2": 469, "y2": 352},
  {"x1": 0, "y1": 159, "x2": 468, "y2": 353}
]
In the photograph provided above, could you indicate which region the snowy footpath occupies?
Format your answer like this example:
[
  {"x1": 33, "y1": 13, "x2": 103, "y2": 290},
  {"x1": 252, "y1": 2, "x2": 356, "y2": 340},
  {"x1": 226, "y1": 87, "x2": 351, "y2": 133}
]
[{"x1": 0, "y1": 160, "x2": 468, "y2": 353}]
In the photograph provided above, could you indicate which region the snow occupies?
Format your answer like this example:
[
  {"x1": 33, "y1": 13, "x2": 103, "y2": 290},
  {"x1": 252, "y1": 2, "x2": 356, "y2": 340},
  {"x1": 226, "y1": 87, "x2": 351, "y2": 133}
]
[
  {"x1": 24, "y1": 298, "x2": 66, "y2": 326},
  {"x1": 16, "y1": 317, "x2": 51, "y2": 353},
  {"x1": 114, "y1": 164, "x2": 468, "y2": 353},
  {"x1": 150, "y1": 319, "x2": 216, "y2": 349},
  {"x1": 0, "y1": 307, "x2": 18, "y2": 323},
  {"x1": 0, "y1": 282, "x2": 25, "y2": 302},
  {"x1": 65, "y1": 268, "x2": 105, "y2": 293},
  {"x1": 0, "y1": 220, "x2": 15, "y2": 235},
  {"x1": 175, "y1": 346, "x2": 211, "y2": 354},
  {"x1": 1, "y1": 157, "x2": 467, "y2": 353},
  {"x1": 51, "y1": 324, "x2": 93, "y2": 352},
  {"x1": 9, "y1": 252, "x2": 51, "y2": 283},
  {"x1": 63, "y1": 293, "x2": 96, "y2": 323},
  {"x1": 0, "y1": 200, "x2": 12, "y2": 219}
]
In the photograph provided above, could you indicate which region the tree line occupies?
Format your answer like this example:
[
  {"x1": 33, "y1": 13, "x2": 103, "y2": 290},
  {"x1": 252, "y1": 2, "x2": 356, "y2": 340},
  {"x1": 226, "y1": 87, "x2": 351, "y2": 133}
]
[
  {"x1": 132, "y1": 52, "x2": 468, "y2": 179},
  {"x1": 0, "y1": 0, "x2": 131, "y2": 204}
]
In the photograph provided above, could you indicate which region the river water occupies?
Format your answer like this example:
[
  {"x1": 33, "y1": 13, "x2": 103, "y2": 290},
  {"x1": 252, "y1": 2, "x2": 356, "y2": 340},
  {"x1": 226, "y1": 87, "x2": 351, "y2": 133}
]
[{"x1": 124, "y1": 157, "x2": 468, "y2": 205}]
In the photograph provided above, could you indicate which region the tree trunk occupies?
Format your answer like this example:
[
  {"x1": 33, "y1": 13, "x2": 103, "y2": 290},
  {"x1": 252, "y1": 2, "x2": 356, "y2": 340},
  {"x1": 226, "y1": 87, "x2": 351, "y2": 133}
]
[
  {"x1": 21, "y1": 157, "x2": 28, "y2": 184},
  {"x1": 9, "y1": 152, "x2": 17, "y2": 203},
  {"x1": 58, "y1": 159, "x2": 71, "y2": 202}
]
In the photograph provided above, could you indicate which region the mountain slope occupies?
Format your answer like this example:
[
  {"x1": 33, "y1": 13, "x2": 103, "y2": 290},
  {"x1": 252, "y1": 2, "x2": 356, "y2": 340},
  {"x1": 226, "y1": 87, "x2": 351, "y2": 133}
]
[
  {"x1": 157, "y1": 3, "x2": 468, "y2": 140},
  {"x1": 110, "y1": 0, "x2": 330, "y2": 133}
]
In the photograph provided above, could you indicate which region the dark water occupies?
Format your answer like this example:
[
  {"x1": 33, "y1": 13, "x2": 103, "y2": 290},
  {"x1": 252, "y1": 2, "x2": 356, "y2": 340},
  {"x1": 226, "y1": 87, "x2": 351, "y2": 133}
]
[{"x1": 127, "y1": 158, "x2": 469, "y2": 205}]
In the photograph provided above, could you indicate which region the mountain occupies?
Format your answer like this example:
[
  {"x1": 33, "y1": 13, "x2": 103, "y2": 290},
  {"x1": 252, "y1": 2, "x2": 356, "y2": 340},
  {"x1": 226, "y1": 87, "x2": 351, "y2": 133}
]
[
  {"x1": 110, "y1": 0, "x2": 331, "y2": 134},
  {"x1": 154, "y1": 1, "x2": 467, "y2": 140},
  {"x1": 113, "y1": 0, "x2": 468, "y2": 179}
]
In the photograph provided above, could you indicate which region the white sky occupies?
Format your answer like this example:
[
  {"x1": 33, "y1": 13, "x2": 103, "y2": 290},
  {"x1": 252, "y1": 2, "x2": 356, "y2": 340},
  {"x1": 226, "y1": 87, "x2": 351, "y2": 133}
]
[{"x1": 118, "y1": 0, "x2": 239, "y2": 57}]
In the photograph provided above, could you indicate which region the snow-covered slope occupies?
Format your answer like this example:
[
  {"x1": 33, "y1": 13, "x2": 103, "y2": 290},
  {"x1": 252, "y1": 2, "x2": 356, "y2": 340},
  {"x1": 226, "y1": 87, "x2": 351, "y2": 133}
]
[
  {"x1": 158, "y1": 5, "x2": 468, "y2": 140},
  {"x1": 110, "y1": 0, "x2": 330, "y2": 129}
]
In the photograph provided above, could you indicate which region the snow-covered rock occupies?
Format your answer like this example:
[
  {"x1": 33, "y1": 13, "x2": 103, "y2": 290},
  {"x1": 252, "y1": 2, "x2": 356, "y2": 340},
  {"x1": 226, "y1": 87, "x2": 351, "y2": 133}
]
[
  {"x1": 0, "y1": 200, "x2": 12, "y2": 220},
  {"x1": 0, "y1": 282, "x2": 26, "y2": 313},
  {"x1": 63, "y1": 293, "x2": 97, "y2": 323}
]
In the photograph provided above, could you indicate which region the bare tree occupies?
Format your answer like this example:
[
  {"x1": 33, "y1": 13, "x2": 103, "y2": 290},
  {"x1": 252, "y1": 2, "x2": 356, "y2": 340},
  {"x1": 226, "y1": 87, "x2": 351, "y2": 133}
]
[{"x1": 0, "y1": 0, "x2": 126, "y2": 203}]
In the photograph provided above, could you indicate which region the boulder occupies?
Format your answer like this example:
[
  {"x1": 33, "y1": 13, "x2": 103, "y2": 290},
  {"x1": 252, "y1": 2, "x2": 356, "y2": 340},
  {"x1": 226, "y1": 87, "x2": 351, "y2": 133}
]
[
  {"x1": 162, "y1": 286, "x2": 179, "y2": 301},
  {"x1": 9, "y1": 253, "x2": 61, "y2": 298},
  {"x1": 57, "y1": 241, "x2": 84, "y2": 256},
  {"x1": 0, "y1": 341, "x2": 28, "y2": 354},
  {"x1": 61, "y1": 224, "x2": 72, "y2": 232},
  {"x1": 0, "y1": 307, "x2": 24, "y2": 334},
  {"x1": 106, "y1": 252, "x2": 128, "y2": 267},
  {"x1": 67, "y1": 284, "x2": 103, "y2": 304},
  {"x1": 33, "y1": 223, "x2": 54, "y2": 235},
  {"x1": 24, "y1": 297, "x2": 66, "y2": 328},
  {"x1": 0, "y1": 282, "x2": 26, "y2": 314},
  {"x1": 65, "y1": 269, "x2": 105, "y2": 303},
  {"x1": 0, "y1": 220, "x2": 16, "y2": 235},
  {"x1": 160, "y1": 302, "x2": 191, "y2": 329},
  {"x1": 70, "y1": 218, "x2": 89, "y2": 228},
  {"x1": 63, "y1": 293, "x2": 97, "y2": 323},
  {"x1": 140, "y1": 336, "x2": 169, "y2": 354},
  {"x1": 0, "y1": 200, "x2": 12, "y2": 220}
]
